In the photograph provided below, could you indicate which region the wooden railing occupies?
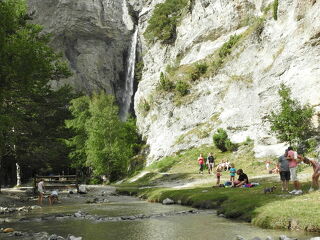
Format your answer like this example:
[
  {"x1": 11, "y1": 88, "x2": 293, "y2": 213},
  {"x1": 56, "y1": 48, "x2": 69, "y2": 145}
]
[{"x1": 33, "y1": 175, "x2": 79, "y2": 194}]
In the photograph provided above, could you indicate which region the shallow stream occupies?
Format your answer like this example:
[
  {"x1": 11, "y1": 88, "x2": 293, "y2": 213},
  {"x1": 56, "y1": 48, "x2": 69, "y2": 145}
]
[{"x1": 0, "y1": 189, "x2": 317, "y2": 240}]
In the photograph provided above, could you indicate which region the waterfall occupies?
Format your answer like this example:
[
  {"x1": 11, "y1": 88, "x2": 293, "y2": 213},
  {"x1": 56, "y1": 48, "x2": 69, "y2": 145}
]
[{"x1": 120, "y1": 29, "x2": 138, "y2": 121}]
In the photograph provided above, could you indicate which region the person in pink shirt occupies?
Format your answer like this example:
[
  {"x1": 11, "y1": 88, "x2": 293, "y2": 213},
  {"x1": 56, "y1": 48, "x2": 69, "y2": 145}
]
[{"x1": 287, "y1": 146, "x2": 302, "y2": 194}]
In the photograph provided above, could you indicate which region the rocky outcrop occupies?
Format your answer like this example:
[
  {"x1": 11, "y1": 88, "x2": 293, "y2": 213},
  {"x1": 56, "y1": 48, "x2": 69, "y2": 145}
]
[
  {"x1": 133, "y1": 0, "x2": 320, "y2": 163},
  {"x1": 27, "y1": 0, "x2": 135, "y2": 103}
]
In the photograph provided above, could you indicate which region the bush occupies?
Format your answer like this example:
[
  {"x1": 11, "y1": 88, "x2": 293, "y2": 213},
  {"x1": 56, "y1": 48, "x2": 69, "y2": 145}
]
[
  {"x1": 175, "y1": 80, "x2": 190, "y2": 96},
  {"x1": 225, "y1": 139, "x2": 238, "y2": 152},
  {"x1": 143, "y1": 0, "x2": 189, "y2": 44},
  {"x1": 213, "y1": 128, "x2": 237, "y2": 152},
  {"x1": 219, "y1": 35, "x2": 242, "y2": 58},
  {"x1": 134, "y1": 61, "x2": 144, "y2": 82},
  {"x1": 273, "y1": 0, "x2": 279, "y2": 20},
  {"x1": 158, "y1": 72, "x2": 175, "y2": 91},
  {"x1": 195, "y1": 62, "x2": 208, "y2": 75},
  {"x1": 213, "y1": 128, "x2": 231, "y2": 152},
  {"x1": 190, "y1": 62, "x2": 208, "y2": 81}
]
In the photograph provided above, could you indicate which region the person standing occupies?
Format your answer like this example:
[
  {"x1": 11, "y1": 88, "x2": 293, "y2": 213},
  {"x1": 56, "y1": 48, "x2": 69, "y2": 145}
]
[
  {"x1": 277, "y1": 149, "x2": 290, "y2": 192},
  {"x1": 215, "y1": 164, "x2": 223, "y2": 186},
  {"x1": 198, "y1": 154, "x2": 205, "y2": 174},
  {"x1": 37, "y1": 179, "x2": 45, "y2": 205},
  {"x1": 302, "y1": 157, "x2": 320, "y2": 192},
  {"x1": 229, "y1": 163, "x2": 236, "y2": 185},
  {"x1": 206, "y1": 153, "x2": 215, "y2": 174},
  {"x1": 287, "y1": 147, "x2": 302, "y2": 194}
]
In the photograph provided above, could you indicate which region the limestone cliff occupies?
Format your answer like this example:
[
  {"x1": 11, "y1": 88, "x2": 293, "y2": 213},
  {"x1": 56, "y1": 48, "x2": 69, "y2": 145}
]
[
  {"x1": 27, "y1": 0, "x2": 320, "y2": 164},
  {"x1": 27, "y1": 0, "x2": 135, "y2": 105},
  {"x1": 133, "y1": 0, "x2": 320, "y2": 163}
]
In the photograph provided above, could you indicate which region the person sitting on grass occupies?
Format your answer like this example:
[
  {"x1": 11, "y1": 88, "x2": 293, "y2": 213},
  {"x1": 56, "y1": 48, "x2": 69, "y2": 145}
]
[
  {"x1": 302, "y1": 157, "x2": 320, "y2": 192},
  {"x1": 234, "y1": 169, "x2": 249, "y2": 187}
]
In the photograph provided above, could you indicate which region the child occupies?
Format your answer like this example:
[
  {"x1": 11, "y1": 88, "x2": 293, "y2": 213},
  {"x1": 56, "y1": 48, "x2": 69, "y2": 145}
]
[
  {"x1": 216, "y1": 165, "x2": 223, "y2": 186},
  {"x1": 302, "y1": 157, "x2": 320, "y2": 192},
  {"x1": 49, "y1": 190, "x2": 59, "y2": 205},
  {"x1": 229, "y1": 163, "x2": 236, "y2": 184},
  {"x1": 198, "y1": 153, "x2": 205, "y2": 174},
  {"x1": 37, "y1": 179, "x2": 45, "y2": 205}
]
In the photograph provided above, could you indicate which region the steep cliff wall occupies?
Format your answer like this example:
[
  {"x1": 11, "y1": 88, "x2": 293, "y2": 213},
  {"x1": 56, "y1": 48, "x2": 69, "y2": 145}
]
[
  {"x1": 134, "y1": 0, "x2": 320, "y2": 163},
  {"x1": 28, "y1": 0, "x2": 135, "y2": 102}
]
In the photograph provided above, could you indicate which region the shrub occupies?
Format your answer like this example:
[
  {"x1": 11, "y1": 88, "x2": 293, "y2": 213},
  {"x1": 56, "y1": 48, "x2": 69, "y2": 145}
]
[
  {"x1": 175, "y1": 80, "x2": 190, "y2": 96},
  {"x1": 225, "y1": 139, "x2": 238, "y2": 152},
  {"x1": 143, "y1": 0, "x2": 189, "y2": 44},
  {"x1": 158, "y1": 72, "x2": 175, "y2": 91},
  {"x1": 273, "y1": 0, "x2": 279, "y2": 20},
  {"x1": 219, "y1": 35, "x2": 242, "y2": 58},
  {"x1": 195, "y1": 62, "x2": 208, "y2": 75},
  {"x1": 134, "y1": 61, "x2": 144, "y2": 82},
  {"x1": 138, "y1": 99, "x2": 150, "y2": 116},
  {"x1": 190, "y1": 62, "x2": 208, "y2": 81},
  {"x1": 213, "y1": 128, "x2": 233, "y2": 152}
]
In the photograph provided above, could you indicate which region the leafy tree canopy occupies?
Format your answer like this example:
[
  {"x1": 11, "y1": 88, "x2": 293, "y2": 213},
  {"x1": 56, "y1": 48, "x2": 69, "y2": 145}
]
[{"x1": 267, "y1": 84, "x2": 315, "y2": 146}]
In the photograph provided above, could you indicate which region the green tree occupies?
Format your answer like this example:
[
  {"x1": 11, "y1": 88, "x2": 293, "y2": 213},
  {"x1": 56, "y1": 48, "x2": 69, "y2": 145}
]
[
  {"x1": 66, "y1": 92, "x2": 140, "y2": 182},
  {"x1": 65, "y1": 95, "x2": 90, "y2": 168},
  {"x1": 0, "y1": 0, "x2": 73, "y2": 189},
  {"x1": 267, "y1": 84, "x2": 315, "y2": 146}
]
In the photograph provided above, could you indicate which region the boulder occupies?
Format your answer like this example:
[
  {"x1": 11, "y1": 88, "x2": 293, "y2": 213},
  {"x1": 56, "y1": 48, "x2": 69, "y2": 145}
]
[
  {"x1": 3, "y1": 228, "x2": 14, "y2": 233},
  {"x1": 67, "y1": 235, "x2": 82, "y2": 240},
  {"x1": 78, "y1": 185, "x2": 87, "y2": 194},
  {"x1": 162, "y1": 198, "x2": 174, "y2": 205},
  {"x1": 235, "y1": 235, "x2": 246, "y2": 240}
]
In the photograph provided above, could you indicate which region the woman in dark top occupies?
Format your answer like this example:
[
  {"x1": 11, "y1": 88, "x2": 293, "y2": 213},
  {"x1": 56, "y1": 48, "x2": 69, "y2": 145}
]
[{"x1": 234, "y1": 169, "x2": 249, "y2": 187}]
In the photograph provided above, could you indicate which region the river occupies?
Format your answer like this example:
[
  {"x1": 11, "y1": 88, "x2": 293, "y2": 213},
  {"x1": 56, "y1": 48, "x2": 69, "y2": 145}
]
[{"x1": 0, "y1": 186, "x2": 317, "y2": 240}]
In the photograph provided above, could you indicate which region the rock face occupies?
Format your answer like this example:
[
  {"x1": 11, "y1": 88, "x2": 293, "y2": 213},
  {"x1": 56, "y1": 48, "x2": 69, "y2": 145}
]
[
  {"x1": 27, "y1": 0, "x2": 135, "y2": 104},
  {"x1": 27, "y1": 0, "x2": 320, "y2": 164},
  {"x1": 133, "y1": 0, "x2": 320, "y2": 163}
]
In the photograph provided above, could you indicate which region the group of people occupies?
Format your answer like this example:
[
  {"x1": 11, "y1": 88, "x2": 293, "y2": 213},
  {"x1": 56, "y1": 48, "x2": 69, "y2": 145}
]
[
  {"x1": 37, "y1": 179, "x2": 59, "y2": 205},
  {"x1": 197, "y1": 153, "x2": 249, "y2": 187},
  {"x1": 278, "y1": 147, "x2": 320, "y2": 194}
]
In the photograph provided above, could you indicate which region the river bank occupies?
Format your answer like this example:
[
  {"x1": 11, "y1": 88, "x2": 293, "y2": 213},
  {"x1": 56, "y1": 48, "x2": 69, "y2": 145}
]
[
  {"x1": 0, "y1": 184, "x2": 319, "y2": 240},
  {"x1": 116, "y1": 180, "x2": 320, "y2": 233},
  {"x1": 115, "y1": 144, "x2": 320, "y2": 234}
]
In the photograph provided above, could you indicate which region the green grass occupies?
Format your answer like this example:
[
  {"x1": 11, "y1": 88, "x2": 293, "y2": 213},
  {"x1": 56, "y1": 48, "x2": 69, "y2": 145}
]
[
  {"x1": 117, "y1": 181, "x2": 320, "y2": 232},
  {"x1": 116, "y1": 142, "x2": 319, "y2": 232}
]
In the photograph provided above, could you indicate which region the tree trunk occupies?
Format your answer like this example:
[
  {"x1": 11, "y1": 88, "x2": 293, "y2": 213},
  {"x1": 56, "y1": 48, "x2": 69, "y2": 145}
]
[
  {"x1": 16, "y1": 162, "x2": 21, "y2": 187},
  {"x1": 0, "y1": 157, "x2": 2, "y2": 193}
]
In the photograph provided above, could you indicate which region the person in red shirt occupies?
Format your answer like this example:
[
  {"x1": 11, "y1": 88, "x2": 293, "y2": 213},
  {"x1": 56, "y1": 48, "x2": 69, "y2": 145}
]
[{"x1": 198, "y1": 153, "x2": 205, "y2": 174}]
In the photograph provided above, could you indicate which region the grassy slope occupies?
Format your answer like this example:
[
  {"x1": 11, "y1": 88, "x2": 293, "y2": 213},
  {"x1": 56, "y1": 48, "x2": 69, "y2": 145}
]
[{"x1": 117, "y1": 144, "x2": 319, "y2": 232}]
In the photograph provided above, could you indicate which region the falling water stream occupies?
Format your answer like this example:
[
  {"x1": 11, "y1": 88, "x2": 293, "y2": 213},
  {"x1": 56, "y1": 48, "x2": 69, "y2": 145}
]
[{"x1": 120, "y1": 29, "x2": 138, "y2": 121}]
